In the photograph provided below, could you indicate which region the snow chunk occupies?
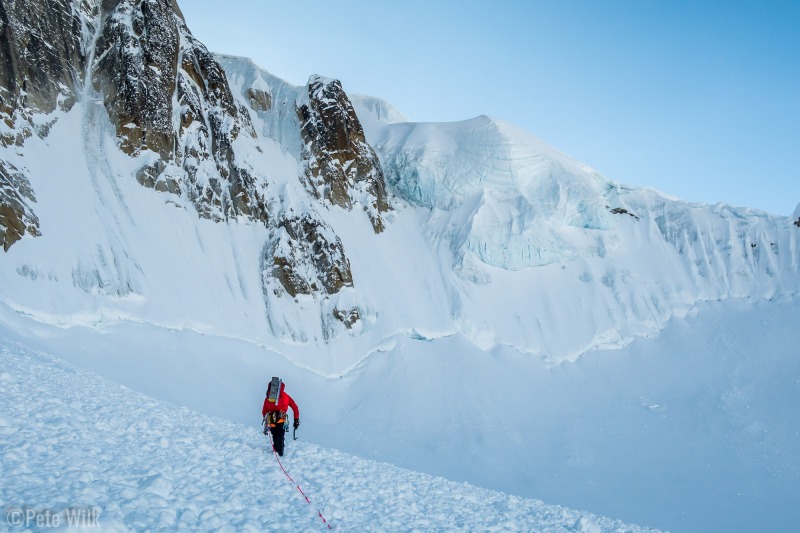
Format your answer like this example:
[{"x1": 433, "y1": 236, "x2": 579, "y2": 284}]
[
  {"x1": 573, "y1": 516, "x2": 601, "y2": 533},
  {"x1": 138, "y1": 474, "x2": 173, "y2": 499}
]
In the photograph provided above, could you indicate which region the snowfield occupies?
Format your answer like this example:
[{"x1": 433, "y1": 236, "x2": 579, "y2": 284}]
[
  {"x1": 2, "y1": 295, "x2": 799, "y2": 532},
  {"x1": 0, "y1": 337, "x2": 656, "y2": 532}
]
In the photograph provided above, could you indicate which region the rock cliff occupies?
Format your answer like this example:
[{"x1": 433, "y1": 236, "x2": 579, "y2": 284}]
[{"x1": 298, "y1": 75, "x2": 388, "y2": 233}]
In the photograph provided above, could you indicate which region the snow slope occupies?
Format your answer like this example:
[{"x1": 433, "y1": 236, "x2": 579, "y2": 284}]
[
  {"x1": 2, "y1": 296, "x2": 798, "y2": 532},
  {"x1": 0, "y1": 336, "x2": 656, "y2": 532}
]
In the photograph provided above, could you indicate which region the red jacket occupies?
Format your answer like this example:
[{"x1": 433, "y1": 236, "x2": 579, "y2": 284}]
[{"x1": 261, "y1": 382, "x2": 299, "y2": 420}]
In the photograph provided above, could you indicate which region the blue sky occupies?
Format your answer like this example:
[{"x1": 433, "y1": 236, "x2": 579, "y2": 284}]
[{"x1": 179, "y1": 1, "x2": 799, "y2": 215}]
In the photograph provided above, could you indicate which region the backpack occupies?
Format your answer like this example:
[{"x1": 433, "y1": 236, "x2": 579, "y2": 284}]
[{"x1": 266, "y1": 376, "x2": 282, "y2": 405}]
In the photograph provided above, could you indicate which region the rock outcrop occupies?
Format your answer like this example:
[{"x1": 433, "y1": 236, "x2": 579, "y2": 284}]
[
  {"x1": 0, "y1": 160, "x2": 39, "y2": 250},
  {"x1": 246, "y1": 87, "x2": 271, "y2": 112},
  {"x1": 297, "y1": 75, "x2": 388, "y2": 232},
  {"x1": 92, "y1": 0, "x2": 267, "y2": 224},
  {"x1": 267, "y1": 211, "x2": 353, "y2": 297},
  {"x1": 0, "y1": 0, "x2": 84, "y2": 120}
]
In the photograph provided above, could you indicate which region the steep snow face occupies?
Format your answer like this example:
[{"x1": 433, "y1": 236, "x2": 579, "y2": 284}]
[
  {"x1": 376, "y1": 116, "x2": 605, "y2": 209},
  {"x1": 216, "y1": 55, "x2": 306, "y2": 160},
  {"x1": 1, "y1": 0, "x2": 798, "y2": 368},
  {"x1": 3, "y1": 30, "x2": 800, "y2": 366},
  {"x1": 220, "y1": 57, "x2": 389, "y2": 232}
]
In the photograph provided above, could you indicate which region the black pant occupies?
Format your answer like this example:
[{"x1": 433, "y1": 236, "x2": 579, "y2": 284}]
[{"x1": 270, "y1": 423, "x2": 286, "y2": 456}]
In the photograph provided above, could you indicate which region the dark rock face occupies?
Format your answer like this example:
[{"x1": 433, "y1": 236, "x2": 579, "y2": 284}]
[
  {"x1": 0, "y1": 0, "x2": 271, "y2": 249},
  {"x1": 333, "y1": 306, "x2": 359, "y2": 329},
  {"x1": 268, "y1": 212, "x2": 353, "y2": 297},
  {"x1": 0, "y1": 160, "x2": 39, "y2": 250},
  {"x1": 0, "y1": 0, "x2": 85, "y2": 120},
  {"x1": 297, "y1": 75, "x2": 388, "y2": 233},
  {"x1": 246, "y1": 87, "x2": 270, "y2": 112},
  {"x1": 93, "y1": 0, "x2": 267, "y2": 224},
  {"x1": 92, "y1": 0, "x2": 181, "y2": 159}
]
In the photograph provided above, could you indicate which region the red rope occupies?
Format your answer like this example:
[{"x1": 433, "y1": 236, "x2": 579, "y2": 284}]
[{"x1": 267, "y1": 428, "x2": 332, "y2": 529}]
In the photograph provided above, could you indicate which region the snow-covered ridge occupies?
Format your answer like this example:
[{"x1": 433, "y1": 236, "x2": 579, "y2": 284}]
[{"x1": 0, "y1": 336, "x2": 657, "y2": 532}]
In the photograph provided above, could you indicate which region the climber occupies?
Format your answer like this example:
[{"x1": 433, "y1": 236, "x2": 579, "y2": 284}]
[{"x1": 261, "y1": 377, "x2": 300, "y2": 456}]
